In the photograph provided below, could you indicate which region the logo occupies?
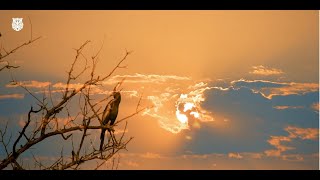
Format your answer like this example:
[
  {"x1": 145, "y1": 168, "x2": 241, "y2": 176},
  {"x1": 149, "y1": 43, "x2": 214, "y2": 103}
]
[{"x1": 12, "y1": 18, "x2": 24, "y2": 31}]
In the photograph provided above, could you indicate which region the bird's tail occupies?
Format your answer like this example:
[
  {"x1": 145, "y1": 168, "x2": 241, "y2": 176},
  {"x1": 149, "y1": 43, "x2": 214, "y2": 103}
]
[{"x1": 100, "y1": 129, "x2": 106, "y2": 152}]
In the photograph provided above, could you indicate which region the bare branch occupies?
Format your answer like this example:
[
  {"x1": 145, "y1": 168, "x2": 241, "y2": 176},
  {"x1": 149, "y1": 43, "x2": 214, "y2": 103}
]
[
  {"x1": 13, "y1": 106, "x2": 42, "y2": 157},
  {"x1": 0, "y1": 39, "x2": 137, "y2": 170},
  {"x1": 0, "y1": 63, "x2": 20, "y2": 71},
  {"x1": 64, "y1": 40, "x2": 90, "y2": 98},
  {"x1": 0, "y1": 36, "x2": 41, "y2": 61},
  {"x1": 136, "y1": 93, "x2": 143, "y2": 112},
  {"x1": 0, "y1": 121, "x2": 14, "y2": 169},
  {"x1": 100, "y1": 49, "x2": 132, "y2": 81}
]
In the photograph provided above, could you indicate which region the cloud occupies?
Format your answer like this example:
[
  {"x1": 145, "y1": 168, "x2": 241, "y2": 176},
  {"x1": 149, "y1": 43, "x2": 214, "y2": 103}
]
[
  {"x1": 2, "y1": 73, "x2": 206, "y2": 135},
  {"x1": 117, "y1": 152, "x2": 316, "y2": 169},
  {"x1": 6, "y1": 81, "x2": 51, "y2": 88},
  {"x1": 122, "y1": 90, "x2": 139, "y2": 98},
  {"x1": 265, "y1": 136, "x2": 294, "y2": 156},
  {"x1": 273, "y1": 106, "x2": 304, "y2": 110},
  {"x1": 52, "y1": 82, "x2": 84, "y2": 90},
  {"x1": 249, "y1": 65, "x2": 284, "y2": 76},
  {"x1": 125, "y1": 160, "x2": 139, "y2": 167},
  {"x1": 265, "y1": 126, "x2": 318, "y2": 159},
  {"x1": 175, "y1": 88, "x2": 214, "y2": 123},
  {"x1": 0, "y1": 94, "x2": 24, "y2": 100},
  {"x1": 228, "y1": 153, "x2": 243, "y2": 159},
  {"x1": 143, "y1": 108, "x2": 188, "y2": 134},
  {"x1": 2, "y1": 73, "x2": 318, "y2": 169},
  {"x1": 52, "y1": 82, "x2": 111, "y2": 95},
  {"x1": 103, "y1": 73, "x2": 191, "y2": 85},
  {"x1": 188, "y1": 82, "x2": 208, "y2": 89},
  {"x1": 240, "y1": 152, "x2": 263, "y2": 159},
  {"x1": 265, "y1": 83, "x2": 318, "y2": 99},
  {"x1": 310, "y1": 102, "x2": 319, "y2": 112},
  {"x1": 143, "y1": 83, "x2": 214, "y2": 134},
  {"x1": 281, "y1": 154, "x2": 304, "y2": 162},
  {"x1": 180, "y1": 154, "x2": 212, "y2": 159},
  {"x1": 186, "y1": 79, "x2": 318, "y2": 160},
  {"x1": 285, "y1": 126, "x2": 319, "y2": 140},
  {"x1": 5, "y1": 80, "x2": 108, "y2": 95},
  {"x1": 231, "y1": 79, "x2": 318, "y2": 99},
  {"x1": 5, "y1": 74, "x2": 193, "y2": 101},
  {"x1": 140, "y1": 152, "x2": 162, "y2": 159}
]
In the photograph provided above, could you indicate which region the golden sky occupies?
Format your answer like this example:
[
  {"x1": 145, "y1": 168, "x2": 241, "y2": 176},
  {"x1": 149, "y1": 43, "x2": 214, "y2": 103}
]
[{"x1": 0, "y1": 10, "x2": 318, "y2": 82}]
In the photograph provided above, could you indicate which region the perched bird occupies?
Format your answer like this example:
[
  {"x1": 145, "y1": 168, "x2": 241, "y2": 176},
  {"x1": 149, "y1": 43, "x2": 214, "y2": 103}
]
[{"x1": 99, "y1": 91, "x2": 121, "y2": 151}]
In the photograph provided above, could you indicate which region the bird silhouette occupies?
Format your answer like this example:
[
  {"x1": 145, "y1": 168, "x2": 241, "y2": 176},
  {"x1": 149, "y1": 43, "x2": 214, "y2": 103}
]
[{"x1": 99, "y1": 91, "x2": 121, "y2": 152}]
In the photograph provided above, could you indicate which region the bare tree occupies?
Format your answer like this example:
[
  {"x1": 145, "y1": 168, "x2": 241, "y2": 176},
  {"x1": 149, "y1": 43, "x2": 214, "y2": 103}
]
[{"x1": 0, "y1": 35, "x2": 147, "y2": 170}]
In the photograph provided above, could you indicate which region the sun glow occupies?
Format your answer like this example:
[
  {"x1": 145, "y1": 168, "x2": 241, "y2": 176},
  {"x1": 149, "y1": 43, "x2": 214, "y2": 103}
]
[
  {"x1": 176, "y1": 111, "x2": 188, "y2": 124},
  {"x1": 190, "y1": 111, "x2": 200, "y2": 118},
  {"x1": 174, "y1": 87, "x2": 214, "y2": 130},
  {"x1": 143, "y1": 82, "x2": 214, "y2": 134},
  {"x1": 183, "y1": 102, "x2": 195, "y2": 112}
]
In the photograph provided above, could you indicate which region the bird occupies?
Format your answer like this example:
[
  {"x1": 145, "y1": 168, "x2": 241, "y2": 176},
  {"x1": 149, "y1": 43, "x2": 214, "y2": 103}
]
[{"x1": 99, "y1": 91, "x2": 121, "y2": 152}]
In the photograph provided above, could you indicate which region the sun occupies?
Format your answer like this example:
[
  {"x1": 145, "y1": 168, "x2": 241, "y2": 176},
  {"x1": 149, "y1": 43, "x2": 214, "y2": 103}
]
[
  {"x1": 174, "y1": 92, "x2": 213, "y2": 128},
  {"x1": 175, "y1": 101, "x2": 197, "y2": 124},
  {"x1": 175, "y1": 94, "x2": 198, "y2": 125},
  {"x1": 176, "y1": 110, "x2": 188, "y2": 124},
  {"x1": 144, "y1": 83, "x2": 214, "y2": 134}
]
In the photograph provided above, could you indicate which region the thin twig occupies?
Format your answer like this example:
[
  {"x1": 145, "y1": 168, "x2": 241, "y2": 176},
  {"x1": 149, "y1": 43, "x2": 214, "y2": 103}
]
[{"x1": 0, "y1": 36, "x2": 41, "y2": 61}]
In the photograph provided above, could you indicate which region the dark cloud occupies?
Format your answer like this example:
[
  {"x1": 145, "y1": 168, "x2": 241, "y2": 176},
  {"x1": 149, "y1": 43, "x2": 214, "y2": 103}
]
[
  {"x1": 231, "y1": 79, "x2": 285, "y2": 89},
  {"x1": 177, "y1": 80, "x2": 318, "y2": 159}
]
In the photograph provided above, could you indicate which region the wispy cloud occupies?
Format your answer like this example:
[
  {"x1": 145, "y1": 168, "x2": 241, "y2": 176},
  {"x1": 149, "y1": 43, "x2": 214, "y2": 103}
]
[
  {"x1": 143, "y1": 108, "x2": 188, "y2": 134},
  {"x1": 5, "y1": 80, "x2": 108, "y2": 95},
  {"x1": 117, "y1": 151, "x2": 315, "y2": 169},
  {"x1": 228, "y1": 153, "x2": 243, "y2": 159},
  {"x1": 285, "y1": 126, "x2": 319, "y2": 140},
  {"x1": 125, "y1": 160, "x2": 139, "y2": 167},
  {"x1": 265, "y1": 136, "x2": 294, "y2": 157},
  {"x1": 121, "y1": 90, "x2": 139, "y2": 98},
  {"x1": 265, "y1": 126, "x2": 318, "y2": 159},
  {"x1": 281, "y1": 154, "x2": 304, "y2": 162},
  {"x1": 240, "y1": 152, "x2": 263, "y2": 159},
  {"x1": 52, "y1": 82, "x2": 83, "y2": 90},
  {"x1": 231, "y1": 79, "x2": 318, "y2": 99},
  {"x1": 249, "y1": 65, "x2": 284, "y2": 76},
  {"x1": 310, "y1": 102, "x2": 319, "y2": 112},
  {"x1": 273, "y1": 106, "x2": 304, "y2": 110},
  {"x1": 188, "y1": 82, "x2": 208, "y2": 89},
  {"x1": 0, "y1": 93, "x2": 24, "y2": 100},
  {"x1": 265, "y1": 83, "x2": 318, "y2": 99},
  {"x1": 6, "y1": 81, "x2": 51, "y2": 88},
  {"x1": 140, "y1": 152, "x2": 162, "y2": 159},
  {"x1": 103, "y1": 73, "x2": 191, "y2": 85}
]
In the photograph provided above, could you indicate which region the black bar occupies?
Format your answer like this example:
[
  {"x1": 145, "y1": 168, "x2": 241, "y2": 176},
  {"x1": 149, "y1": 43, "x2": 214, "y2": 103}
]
[{"x1": 1, "y1": 0, "x2": 319, "y2": 10}]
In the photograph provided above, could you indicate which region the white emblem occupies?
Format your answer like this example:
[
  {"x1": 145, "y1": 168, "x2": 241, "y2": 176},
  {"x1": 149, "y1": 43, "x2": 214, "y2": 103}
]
[{"x1": 12, "y1": 18, "x2": 24, "y2": 31}]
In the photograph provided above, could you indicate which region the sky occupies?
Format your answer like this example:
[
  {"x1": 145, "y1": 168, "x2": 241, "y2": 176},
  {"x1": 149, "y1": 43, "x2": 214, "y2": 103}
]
[{"x1": 0, "y1": 10, "x2": 319, "y2": 170}]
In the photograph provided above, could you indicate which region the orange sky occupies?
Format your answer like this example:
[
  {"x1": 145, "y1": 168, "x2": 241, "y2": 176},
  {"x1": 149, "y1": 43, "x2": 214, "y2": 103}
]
[{"x1": 0, "y1": 10, "x2": 318, "y2": 82}]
